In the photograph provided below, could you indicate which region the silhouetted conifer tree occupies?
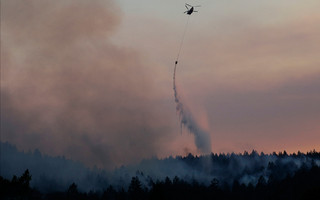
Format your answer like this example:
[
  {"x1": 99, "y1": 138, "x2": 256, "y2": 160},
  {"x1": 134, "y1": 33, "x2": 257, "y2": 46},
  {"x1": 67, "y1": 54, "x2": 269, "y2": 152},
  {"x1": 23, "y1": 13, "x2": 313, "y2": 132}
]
[{"x1": 128, "y1": 176, "x2": 144, "y2": 200}]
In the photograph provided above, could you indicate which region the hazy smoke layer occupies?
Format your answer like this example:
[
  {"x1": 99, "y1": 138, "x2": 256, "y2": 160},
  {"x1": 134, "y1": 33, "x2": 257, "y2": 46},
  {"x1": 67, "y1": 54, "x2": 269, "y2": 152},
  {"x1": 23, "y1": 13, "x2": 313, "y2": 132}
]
[
  {"x1": 3, "y1": 142, "x2": 320, "y2": 192},
  {"x1": 1, "y1": 0, "x2": 174, "y2": 169},
  {"x1": 173, "y1": 64, "x2": 211, "y2": 154}
]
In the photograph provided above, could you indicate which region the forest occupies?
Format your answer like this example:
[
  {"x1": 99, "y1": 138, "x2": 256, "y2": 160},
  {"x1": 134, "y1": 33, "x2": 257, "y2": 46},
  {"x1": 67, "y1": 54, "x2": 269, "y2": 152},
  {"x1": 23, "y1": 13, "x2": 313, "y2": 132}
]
[
  {"x1": 1, "y1": 163, "x2": 320, "y2": 200},
  {"x1": 1, "y1": 142, "x2": 320, "y2": 199}
]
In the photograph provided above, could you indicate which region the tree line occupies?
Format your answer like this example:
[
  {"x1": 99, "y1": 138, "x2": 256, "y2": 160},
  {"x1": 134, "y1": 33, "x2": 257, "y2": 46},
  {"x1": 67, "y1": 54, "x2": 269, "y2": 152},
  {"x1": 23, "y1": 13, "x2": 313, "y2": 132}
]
[{"x1": 1, "y1": 162, "x2": 320, "y2": 200}]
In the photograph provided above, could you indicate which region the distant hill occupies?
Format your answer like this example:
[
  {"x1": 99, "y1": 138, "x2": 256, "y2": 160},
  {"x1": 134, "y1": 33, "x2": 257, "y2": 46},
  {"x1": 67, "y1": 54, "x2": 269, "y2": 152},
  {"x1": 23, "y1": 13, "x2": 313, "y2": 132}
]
[{"x1": 1, "y1": 141, "x2": 320, "y2": 193}]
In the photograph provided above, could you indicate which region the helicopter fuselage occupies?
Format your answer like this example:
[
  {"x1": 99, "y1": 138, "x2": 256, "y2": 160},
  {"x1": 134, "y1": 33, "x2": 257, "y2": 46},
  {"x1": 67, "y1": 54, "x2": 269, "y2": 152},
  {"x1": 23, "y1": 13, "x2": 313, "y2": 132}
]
[{"x1": 186, "y1": 7, "x2": 194, "y2": 15}]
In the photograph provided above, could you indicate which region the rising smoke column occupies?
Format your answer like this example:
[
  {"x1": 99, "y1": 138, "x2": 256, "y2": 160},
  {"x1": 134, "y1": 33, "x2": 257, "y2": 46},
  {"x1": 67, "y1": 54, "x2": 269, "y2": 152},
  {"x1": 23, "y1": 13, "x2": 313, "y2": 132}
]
[
  {"x1": 2, "y1": 0, "x2": 172, "y2": 169},
  {"x1": 173, "y1": 63, "x2": 212, "y2": 154}
]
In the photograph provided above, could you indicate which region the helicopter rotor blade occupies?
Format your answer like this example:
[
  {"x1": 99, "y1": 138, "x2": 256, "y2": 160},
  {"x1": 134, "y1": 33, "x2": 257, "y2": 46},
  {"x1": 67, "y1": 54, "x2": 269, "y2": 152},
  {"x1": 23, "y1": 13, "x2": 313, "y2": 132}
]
[
  {"x1": 193, "y1": 5, "x2": 201, "y2": 7},
  {"x1": 185, "y1": 3, "x2": 192, "y2": 7}
]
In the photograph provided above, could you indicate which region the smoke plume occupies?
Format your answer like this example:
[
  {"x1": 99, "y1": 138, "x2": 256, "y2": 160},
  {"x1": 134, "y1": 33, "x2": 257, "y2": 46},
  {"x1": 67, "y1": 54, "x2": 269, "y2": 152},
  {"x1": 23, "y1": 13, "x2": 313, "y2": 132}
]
[
  {"x1": 1, "y1": 0, "x2": 176, "y2": 169},
  {"x1": 173, "y1": 64, "x2": 211, "y2": 154}
]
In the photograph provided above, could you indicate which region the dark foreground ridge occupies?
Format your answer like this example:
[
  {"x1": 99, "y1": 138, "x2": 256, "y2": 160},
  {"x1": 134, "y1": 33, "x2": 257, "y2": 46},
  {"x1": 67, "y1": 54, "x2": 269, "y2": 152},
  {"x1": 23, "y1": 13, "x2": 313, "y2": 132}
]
[
  {"x1": 1, "y1": 142, "x2": 320, "y2": 199},
  {"x1": 1, "y1": 165, "x2": 320, "y2": 200}
]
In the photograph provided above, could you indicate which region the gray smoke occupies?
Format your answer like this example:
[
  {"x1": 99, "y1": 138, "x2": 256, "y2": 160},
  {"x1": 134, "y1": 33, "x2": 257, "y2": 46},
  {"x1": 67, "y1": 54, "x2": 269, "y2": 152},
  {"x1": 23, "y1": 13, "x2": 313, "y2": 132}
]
[
  {"x1": 173, "y1": 64, "x2": 212, "y2": 154},
  {"x1": 2, "y1": 142, "x2": 320, "y2": 193}
]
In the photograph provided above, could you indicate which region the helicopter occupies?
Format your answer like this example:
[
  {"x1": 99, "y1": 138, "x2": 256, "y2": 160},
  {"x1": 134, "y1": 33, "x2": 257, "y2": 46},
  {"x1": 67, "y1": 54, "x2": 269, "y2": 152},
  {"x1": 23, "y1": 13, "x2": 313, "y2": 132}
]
[{"x1": 184, "y1": 3, "x2": 201, "y2": 15}]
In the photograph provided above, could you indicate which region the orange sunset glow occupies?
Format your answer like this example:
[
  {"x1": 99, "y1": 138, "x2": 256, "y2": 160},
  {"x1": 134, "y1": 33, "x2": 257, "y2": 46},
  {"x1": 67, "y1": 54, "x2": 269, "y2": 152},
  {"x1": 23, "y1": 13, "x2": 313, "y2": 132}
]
[{"x1": 1, "y1": 0, "x2": 320, "y2": 170}]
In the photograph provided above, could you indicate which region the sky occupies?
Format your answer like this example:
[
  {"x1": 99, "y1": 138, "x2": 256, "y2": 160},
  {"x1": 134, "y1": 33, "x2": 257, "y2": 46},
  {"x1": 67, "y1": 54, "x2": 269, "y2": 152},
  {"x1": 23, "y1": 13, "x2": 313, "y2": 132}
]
[{"x1": 1, "y1": 0, "x2": 320, "y2": 169}]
